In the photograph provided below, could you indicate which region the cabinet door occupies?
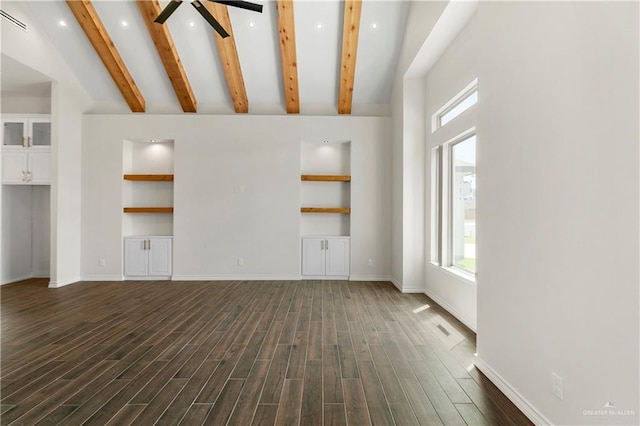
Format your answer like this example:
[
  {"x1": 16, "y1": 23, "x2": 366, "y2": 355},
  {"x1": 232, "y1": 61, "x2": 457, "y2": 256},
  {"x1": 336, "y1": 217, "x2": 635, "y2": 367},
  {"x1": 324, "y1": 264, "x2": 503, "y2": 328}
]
[
  {"x1": 124, "y1": 238, "x2": 148, "y2": 276},
  {"x1": 325, "y1": 238, "x2": 350, "y2": 277},
  {"x1": 2, "y1": 152, "x2": 28, "y2": 183},
  {"x1": 302, "y1": 238, "x2": 325, "y2": 276},
  {"x1": 29, "y1": 119, "x2": 51, "y2": 148},
  {"x1": 148, "y1": 238, "x2": 172, "y2": 276},
  {"x1": 2, "y1": 120, "x2": 27, "y2": 147},
  {"x1": 28, "y1": 152, "x2": 50, "y2": 184}
]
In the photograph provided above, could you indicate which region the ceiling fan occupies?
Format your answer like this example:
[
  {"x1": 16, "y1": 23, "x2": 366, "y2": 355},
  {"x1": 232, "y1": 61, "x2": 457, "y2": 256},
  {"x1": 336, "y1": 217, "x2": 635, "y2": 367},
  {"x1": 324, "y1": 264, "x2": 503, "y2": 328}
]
[{"x1": 154, "y1": 0, "x2": 263, "y2": 38}]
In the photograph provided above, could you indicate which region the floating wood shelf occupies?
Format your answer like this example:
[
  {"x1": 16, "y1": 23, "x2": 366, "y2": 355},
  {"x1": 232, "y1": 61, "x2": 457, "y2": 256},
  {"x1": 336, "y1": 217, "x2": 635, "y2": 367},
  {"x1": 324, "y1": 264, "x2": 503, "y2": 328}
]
[
  {"x1": 301, "y1": 207, "x2": 351, "y2": 214},
  {"x1": 123, "y1": 174, "x2": 174, "y2": 181},
  {"x1": 301, "y1": 175, "x2": 351, "y2": 182},
  {"x1": 123, "y1": 207, "x2": 174, "y2": 213}
]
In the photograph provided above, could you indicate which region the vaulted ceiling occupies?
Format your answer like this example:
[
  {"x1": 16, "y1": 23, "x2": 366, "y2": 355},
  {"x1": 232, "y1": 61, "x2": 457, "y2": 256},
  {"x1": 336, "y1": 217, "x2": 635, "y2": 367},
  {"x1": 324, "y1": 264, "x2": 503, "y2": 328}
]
[{"x1": 15, "y1": 0, "x2": 408, "y2": 115}]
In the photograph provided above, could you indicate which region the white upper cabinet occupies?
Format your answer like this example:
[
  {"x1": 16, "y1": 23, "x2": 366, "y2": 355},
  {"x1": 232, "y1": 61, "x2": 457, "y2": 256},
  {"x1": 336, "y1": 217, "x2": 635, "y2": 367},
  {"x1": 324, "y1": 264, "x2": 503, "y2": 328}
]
[
  {"x1": 2, "y1": 116, "x2": 51, "y2": 149},
  {"x1": 1, "y1": 116, "x2": 51, "y2": 185}
]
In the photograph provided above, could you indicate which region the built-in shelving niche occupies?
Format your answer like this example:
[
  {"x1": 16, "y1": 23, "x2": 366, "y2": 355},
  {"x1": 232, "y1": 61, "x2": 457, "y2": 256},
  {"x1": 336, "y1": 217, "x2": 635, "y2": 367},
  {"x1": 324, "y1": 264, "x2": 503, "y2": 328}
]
[
  {"x1": 300, "y1": 140, "x2": 351, "y2": 236},
  {"x1": 122, "y1": 139, "x2": 174, "y2": 237}
]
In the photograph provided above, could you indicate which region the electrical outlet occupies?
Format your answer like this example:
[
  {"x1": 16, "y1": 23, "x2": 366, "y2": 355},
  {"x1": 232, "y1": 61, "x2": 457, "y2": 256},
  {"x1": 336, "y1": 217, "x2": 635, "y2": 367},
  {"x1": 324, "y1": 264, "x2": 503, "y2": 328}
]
[
  {"x1": 99, "y1": 259, "x2": 106, "y2": 267},
  {"x1": 552, "y1": 372, "x2": 563, "y2": 400},
  {"x1": 237, "y1": 257, "x2": 244, "y2": 266},
  {"x1": 368, "y1": 259, "x2": 373, "y2": 266}
]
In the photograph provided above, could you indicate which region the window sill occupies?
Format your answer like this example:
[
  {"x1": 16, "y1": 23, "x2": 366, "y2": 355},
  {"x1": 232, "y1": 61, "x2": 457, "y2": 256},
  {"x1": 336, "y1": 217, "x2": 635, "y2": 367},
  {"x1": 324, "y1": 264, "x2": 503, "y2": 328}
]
[{"x1": 441, "y1": 266, "x2": 476, "y2": 284}]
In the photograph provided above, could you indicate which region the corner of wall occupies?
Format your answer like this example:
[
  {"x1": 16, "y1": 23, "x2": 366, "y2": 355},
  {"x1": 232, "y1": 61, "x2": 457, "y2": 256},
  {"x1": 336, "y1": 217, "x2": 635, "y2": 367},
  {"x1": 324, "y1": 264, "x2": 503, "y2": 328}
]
[{"x1": 474, "y1": 357, "x2": 552, "y2": 426}]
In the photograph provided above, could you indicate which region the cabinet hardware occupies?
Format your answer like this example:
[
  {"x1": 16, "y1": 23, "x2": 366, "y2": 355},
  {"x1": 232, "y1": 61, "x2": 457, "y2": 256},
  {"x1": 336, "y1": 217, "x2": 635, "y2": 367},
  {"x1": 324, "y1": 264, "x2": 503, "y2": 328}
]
[
  {"x1": 325, "y1": 239, "x2": 329, "y2": 249},
  {"x1": 22, "y1": 136, "x2": 26, "y2": 148},
  {"x1": 21, "y1": 171, "x2": 25, "y2": 182},
  {"x1": 26, "y1": 171, "x2": 31, "y2": 182},
  {"x1": 143, "y1": 240, "x2": 147, "y2": 250},
  {"x1": 147, "y1": 240, "x2": 151, "y2": 250},
  {"x1": 321, "y1": 240, "x2": 324, "y2": 250},
  {"x1": 27, "y1": 136, "x2": 31, "y2": 147}
]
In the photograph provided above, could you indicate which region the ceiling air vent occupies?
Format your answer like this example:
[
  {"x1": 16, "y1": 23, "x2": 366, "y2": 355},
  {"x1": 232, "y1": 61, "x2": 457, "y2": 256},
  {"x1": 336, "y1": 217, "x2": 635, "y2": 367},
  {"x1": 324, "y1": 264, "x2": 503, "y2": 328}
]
[{"x1": 0, "y1": 10, "x2": 27, "y2": 31}]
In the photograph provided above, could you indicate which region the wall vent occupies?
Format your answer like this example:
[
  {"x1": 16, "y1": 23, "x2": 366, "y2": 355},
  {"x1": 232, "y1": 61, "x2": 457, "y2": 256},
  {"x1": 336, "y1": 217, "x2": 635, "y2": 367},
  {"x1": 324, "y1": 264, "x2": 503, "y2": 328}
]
[{"x1": 1, "y1": 10, "x2": 27, "y2": 31}]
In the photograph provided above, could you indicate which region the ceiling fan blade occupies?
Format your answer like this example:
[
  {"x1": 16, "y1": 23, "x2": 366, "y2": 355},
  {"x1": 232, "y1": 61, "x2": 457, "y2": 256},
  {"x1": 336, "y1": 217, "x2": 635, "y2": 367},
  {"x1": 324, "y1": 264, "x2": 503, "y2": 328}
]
[
  {"x1": 154, "y1": 0, "x2": 183, "y2": 23},
  {"x1": 208, "y1": 0, "x2": 263, "y2": 14},
  {"x1": 192, "y1": 0, "x2": 230, "y2": 38}
]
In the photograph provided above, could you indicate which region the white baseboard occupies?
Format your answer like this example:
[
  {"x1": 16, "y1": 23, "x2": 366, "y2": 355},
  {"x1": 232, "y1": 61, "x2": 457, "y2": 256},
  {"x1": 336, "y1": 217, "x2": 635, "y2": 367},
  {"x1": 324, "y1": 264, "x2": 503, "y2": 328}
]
[
  {"x1": 124, "y1": 276, "x2": 171, "y2": 281},
  {"x1": 474, "y1": 357, "x2": 552, "y2": 426},
  {"x1": 390, "y1": 277, "x2": 403, "y2": 291},
  {"x1": 1, "y1": 274, "x2": 33, "y2": 285},
  {"x1": 303, "y1": 275, "x2": 349, "y2": 280},
  {"x1": 171, "y1": 275, "x2": 301, "y2": 281},
  {"x1": 423, "y1": 288, "x2": 477, "y2": 332},
  {"x1": 389, "y1": 277, "x2": 424, "y2": 293},
  {"x1": 349, "y1": 275, "x2": 392, "y2": 281},
  {"x1": 81, "y1": 275, "x2": 123, "y2": 281},
  {"x1": 48, "y1": 278, "x2": 81, "y2": 288}
]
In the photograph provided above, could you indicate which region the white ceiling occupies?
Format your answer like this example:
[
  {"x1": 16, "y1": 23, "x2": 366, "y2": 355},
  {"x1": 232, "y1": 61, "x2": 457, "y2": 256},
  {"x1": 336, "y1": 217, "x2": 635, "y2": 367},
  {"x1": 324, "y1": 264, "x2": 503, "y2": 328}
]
[{"x1": 15, "y1": 0, "x2": 408, "y2": 115}]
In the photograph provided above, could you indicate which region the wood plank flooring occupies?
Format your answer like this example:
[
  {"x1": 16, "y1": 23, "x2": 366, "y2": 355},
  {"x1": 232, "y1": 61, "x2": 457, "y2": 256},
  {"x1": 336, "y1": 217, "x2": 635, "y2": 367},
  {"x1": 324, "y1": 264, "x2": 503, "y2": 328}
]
[{"x1": 1, "y1": 278, "x2": 532, "y2": 425}]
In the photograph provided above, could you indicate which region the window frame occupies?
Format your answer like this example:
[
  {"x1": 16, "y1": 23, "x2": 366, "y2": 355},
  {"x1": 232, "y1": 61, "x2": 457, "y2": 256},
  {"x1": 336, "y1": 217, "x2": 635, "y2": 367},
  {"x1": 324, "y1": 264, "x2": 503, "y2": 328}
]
[
  {"x1": 431, "y1": 78, "x2": 479, "y2": 132},
  {"x1": 431, "y1": 127, "x2": 477, "y2": 283},
  {"x1": 430, "y1": 146, "x2": 442, "y2": 266}
]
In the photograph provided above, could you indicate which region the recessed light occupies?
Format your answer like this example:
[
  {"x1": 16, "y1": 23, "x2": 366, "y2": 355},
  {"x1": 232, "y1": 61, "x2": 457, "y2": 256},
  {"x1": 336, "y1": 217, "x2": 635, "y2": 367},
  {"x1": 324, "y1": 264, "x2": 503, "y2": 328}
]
[
  {"x1": 315, "y1": 22, "x2": 323, "y2": 30},
  {"x1": 248, "y1": 20, "x2": 255, "y2": 28},
  {"x1": 150, "y1": 139, "x2": 157, "y2": 143},
  {"x1": 371, "y1": 22, "x2": 378, "y2": 30},
  {"x1": 120, "y1": 20, "x2": 129, "y2": 28},
  {"x1": 322, "y1": 140, "x2": 329, "y2": 144},
  {"x1": 58, "y1": 20, "x2": 68, "y2": 28},
  {"x1": 187, "y1": 20, "x2": 196, "y2": 28}
]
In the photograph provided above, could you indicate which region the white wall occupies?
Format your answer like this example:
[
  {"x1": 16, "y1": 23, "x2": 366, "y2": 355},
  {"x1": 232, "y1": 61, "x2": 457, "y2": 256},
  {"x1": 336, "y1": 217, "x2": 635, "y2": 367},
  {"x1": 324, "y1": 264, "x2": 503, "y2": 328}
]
[
  {"x1": 475, "y1": 2, "x2": 639, "y2": 425},
  {"x1": 31, "y1": 186, "x2": 50, "y2": 277},
  {"x1": 1, "y1": 95, "x2": 51, "y2": 114},
  {"x1": 50, "y1": 81, "x2": 85, "y2": 286},
  {"x1": 424, "y1": 15, "x2": 478, "y2": 330},
  {"x1": 0, "y1": 185, "x2": 49, "y2": 284},
  {"x1": 1, "y1": 186, "x2": 32, "y2": 283},
  {"x1": 390, "y1": 1, "x2": 447, "y2": 290},
  {"x1": 81, "y1": 115, "x2": 391, "y2": 281}
]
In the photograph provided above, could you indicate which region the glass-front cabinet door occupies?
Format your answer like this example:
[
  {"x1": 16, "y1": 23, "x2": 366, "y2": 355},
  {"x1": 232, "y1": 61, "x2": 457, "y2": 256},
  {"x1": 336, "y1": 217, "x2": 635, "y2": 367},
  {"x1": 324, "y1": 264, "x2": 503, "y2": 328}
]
[
  {"x1": 1, "y1": 118, "x2": 51, "y2": 148},
  {"x1": 2, "y1": 119, "x2": 27, "y2": 147},
  {"x1": 30, "y1": 119, "x2": 51, "y2": 147}
]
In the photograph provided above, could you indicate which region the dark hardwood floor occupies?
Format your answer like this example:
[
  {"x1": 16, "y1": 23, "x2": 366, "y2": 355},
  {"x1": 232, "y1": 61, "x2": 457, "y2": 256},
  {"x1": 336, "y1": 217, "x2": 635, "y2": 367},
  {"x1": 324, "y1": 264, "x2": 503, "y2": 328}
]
[{"x1": 1, "y1": 278, "x2": 531, "y2": 425}]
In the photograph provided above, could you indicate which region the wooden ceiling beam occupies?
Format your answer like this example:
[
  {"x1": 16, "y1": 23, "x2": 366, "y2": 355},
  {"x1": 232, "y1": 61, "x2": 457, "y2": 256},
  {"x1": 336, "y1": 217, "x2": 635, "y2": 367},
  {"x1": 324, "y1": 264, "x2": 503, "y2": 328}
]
[
  {"x1": 276, "y1": 0, "x2": 300, "y2": 114},
  {"x1": 66, "y1": 0, "x2": 145, "y2": 112},
  {"x1": 204, "y1": 2, "x2": 249, "y2": 113},
  {"x1": 338, "y1": 0, "x2": 362, "y2": 115},
  {"x1": 137, "y1": 0, "x2": 197, "y2": 113}
]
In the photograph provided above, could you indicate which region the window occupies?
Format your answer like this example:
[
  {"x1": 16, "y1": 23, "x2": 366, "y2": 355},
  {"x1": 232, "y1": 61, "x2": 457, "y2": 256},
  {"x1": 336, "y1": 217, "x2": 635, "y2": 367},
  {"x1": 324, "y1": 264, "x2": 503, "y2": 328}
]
[
  {"x1": 432, "y1": 79, "x2": 478, "y2": 132},
  {"x1": 431, "y1": 130, "x2": 477, "y2": 280},
  {"x1": 430, "y1": 146, "x2": 441, "y2": 265},
  {"x1": 449, "y1": 134, "x2": 476, "y2": 274}
]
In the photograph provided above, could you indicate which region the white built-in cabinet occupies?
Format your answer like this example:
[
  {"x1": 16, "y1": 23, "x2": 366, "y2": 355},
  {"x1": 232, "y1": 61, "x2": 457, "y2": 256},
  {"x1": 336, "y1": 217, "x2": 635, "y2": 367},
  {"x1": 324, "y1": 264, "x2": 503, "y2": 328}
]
[
  {"x1": 124, "y1": 237, "x2": 173, "y2": 279},
  {"x1": 2, "y1": 151, "x2": 50, "y2": 184},
  {"x1": 302, "y1": 237, "x2": 350, "y2": 278},
  {"x1": 122, "y1": 139, "x2": 174, "y2": 280},
  {"x1": 300, "y1": 140, "x2": 351, "y2": 279},
  {"x1": 1, "y1": 116, "x2": 51, "y2": 185}
]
